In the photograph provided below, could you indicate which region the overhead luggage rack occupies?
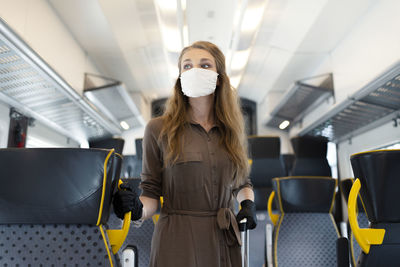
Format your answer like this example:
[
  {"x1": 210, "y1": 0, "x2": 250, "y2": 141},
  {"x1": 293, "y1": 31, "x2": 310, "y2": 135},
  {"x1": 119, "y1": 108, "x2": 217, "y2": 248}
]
[
  {"x1": 0, "y1": 18, "x2": 121, "y2": 144},
  {"x1": 83, "y1": 73, "x2": 145, "y2": 130},
  {"x1": 267, "y1": 73, "x2": 334, "y2": 130},
  {"x1": 302, "y1": 61, "x2": 400, "y2": 143}
]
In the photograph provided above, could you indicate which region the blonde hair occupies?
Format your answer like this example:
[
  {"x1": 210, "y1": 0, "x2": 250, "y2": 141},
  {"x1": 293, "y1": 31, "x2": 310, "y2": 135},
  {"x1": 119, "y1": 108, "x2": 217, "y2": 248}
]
[{"x1": 160, "y1": 41, "x2": 249, "y2": 186}]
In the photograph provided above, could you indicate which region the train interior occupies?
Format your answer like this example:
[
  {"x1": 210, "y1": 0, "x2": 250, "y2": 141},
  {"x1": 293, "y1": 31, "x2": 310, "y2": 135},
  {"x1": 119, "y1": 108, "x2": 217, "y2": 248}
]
[{"x1": 0, "y1": 0, "x2": 400, "y2": 266}]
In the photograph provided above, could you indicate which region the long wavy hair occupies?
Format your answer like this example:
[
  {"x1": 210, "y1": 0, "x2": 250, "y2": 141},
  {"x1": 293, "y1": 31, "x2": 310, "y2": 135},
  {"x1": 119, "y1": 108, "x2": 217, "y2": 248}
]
[{"x1": 160, "y1": 41, "x2": 249, "y2": 186}]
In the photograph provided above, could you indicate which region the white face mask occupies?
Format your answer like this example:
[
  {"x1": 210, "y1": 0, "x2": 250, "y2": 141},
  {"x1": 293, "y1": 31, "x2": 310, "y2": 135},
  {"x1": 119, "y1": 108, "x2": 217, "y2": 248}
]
[{"x1": 180, "y1": 68, "x2": 219, "y2": 97}]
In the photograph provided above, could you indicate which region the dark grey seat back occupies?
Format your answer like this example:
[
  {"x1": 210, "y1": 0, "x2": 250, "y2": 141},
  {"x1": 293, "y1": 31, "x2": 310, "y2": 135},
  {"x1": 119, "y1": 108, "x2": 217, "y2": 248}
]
[
  {"x1": 291, "y1": 136, "x2": 331, "y2": 176},
  {"x1": 350, "y1": 150, "x2": 400, "y2": 267},
  {"x1": 0, "y1": 148, "x2": 118, "y2": 266},
  {"x1": 248, "y1": 136, "x2": 286, "y2": 211},
  {"x1": 90, "y1": 137, "x2": 125, "y2": 189}
]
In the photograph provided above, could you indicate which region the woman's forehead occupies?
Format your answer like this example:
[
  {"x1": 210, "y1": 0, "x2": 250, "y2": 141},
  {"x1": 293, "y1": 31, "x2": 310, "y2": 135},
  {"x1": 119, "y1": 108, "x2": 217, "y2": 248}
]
[{"x1": 181, "y1": 48, "x2": 215, "y2": 62}]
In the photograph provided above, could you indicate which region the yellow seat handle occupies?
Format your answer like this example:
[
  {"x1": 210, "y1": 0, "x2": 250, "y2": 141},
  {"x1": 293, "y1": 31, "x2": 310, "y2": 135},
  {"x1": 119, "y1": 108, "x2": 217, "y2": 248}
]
[
  {"x1": 248, "y1": 159, "x2": 253, "y2": 166},
  {"x1": 268, "y1": 191, "x2": 279, "y2": 226},
  {"x1": 152, "y1": 196, "x2": 164, "y2": 224},
  {"x1": 107, "y1": 179, "x2": 132, "y2": 254},
  {"x1": 348, "y1": 178, "x2": 385, "y2": 254}
]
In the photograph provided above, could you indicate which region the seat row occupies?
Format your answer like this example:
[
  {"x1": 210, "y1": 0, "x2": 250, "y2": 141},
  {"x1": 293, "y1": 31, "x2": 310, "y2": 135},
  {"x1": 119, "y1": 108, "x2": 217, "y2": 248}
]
[{"x1": 248, "y1": 135, "x2": 400, "y2": 267}]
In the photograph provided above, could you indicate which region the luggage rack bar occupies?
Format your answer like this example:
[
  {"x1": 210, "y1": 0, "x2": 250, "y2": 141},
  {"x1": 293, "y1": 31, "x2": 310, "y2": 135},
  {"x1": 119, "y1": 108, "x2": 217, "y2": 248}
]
[
  {"x1": 300, "y1": 61, "x2": 400, "y2": 143},
  {"x1": 0, "y1": 17, "x2": 121, "y2": 144}
]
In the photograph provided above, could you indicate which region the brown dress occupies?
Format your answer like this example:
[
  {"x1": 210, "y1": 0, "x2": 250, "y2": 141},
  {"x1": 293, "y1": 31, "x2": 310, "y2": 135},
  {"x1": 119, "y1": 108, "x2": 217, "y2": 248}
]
[{"x1": 140, "y1": 117, "x2": 252, "y2": 267}]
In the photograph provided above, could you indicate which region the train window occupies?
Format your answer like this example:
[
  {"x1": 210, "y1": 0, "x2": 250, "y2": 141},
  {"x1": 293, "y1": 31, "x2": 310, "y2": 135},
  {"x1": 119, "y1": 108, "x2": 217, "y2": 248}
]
[
  {"x1": 327, "y1": 142, "x2": 338, "y2": 178},
  {"x1": 378, "y1": 142, "x2": 400, "y2": 150},
  {"x1": 26, "y1": 135, "x2": 63, "y2": 148},
  {"x1": 25, "y1": 121, "x2": 80, "y2": 148}
]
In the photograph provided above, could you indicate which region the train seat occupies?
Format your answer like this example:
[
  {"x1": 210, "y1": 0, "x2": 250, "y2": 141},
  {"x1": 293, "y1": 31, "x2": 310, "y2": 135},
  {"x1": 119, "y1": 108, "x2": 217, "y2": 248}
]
[
  {"x1": 247, "y1": 136, "x2": 286, "y2": 266},
  {"x1": 349, "y1": 149, "x2": 400, "y2": 266},
  {"x1": 248, "y1": 136, "x2": 286, "y2": 211},
  {"x1": 89, "y1": 137, "x2": 126, "y2": 186},
  {"x1": 268, "y1": 176, "x2": 340, "y2": 267},
  {"x1": 0, "y1": 148, "x2": 130, "y2": 266},
  {"x1": 280, "y1": 154, "x2": 295, "y2": 176},
  {"x1": 290, "y1": 136, "x2": 331, "y2": 176}
]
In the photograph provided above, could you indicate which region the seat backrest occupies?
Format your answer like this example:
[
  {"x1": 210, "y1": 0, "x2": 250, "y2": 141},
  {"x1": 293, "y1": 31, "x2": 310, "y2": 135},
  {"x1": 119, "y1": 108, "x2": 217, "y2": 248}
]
[
  {"x1": 290, "y1": 135, "x2": 331, "y2": 176},
  {"x1": 248, "y1": 136, "x2": 286, "y2": 211},
  {"x1": 280, "y1": 154, "x2": 295, "y2": 176},
  {"x1": 107, "y1": 177, "x2": 154, "y2": 267},
  {"x1": 271, "y1": 176, "x2": 339, "y2": 267},
  {"x1": 0, "y1": 148, "x2": 118, "y2": 266},
  {"x1": 90, "y1": 137, "x2": 125, "y2": 185},
  {"x1": 349, "y1": 150, "x2": 400, "y2": 267}
]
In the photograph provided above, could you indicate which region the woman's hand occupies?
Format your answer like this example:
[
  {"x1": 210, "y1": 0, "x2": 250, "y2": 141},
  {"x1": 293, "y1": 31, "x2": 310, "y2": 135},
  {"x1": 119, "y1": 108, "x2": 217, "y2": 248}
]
[
  {"x1": 236, "y1": 199, "x2": 257, "y2": 229},
  {"x1": 113, "y1": 182, "x2": 143, "y2": 221}
]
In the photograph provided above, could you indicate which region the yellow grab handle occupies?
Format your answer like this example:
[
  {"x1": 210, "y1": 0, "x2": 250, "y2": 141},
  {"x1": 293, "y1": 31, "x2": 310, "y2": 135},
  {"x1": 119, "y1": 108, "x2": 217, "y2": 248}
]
[
  {"x1": 107, "y1": 179, "x2": 132, "y2": 254},
  {"x1": 348, "y1": 179, "x2": 385, "y2": 254},
  {"x1": 107, "y1": 211, "x2": 131, "y2": 254},
  {"x1": 268, "y1": 191, "x2": 279, "y2": 226},
  {"x1": 152, "y1": 196, "x2": 164, "y2": 224},
  {"x1": 248, "y1": 159, "x2": 253, "y2": 166}
]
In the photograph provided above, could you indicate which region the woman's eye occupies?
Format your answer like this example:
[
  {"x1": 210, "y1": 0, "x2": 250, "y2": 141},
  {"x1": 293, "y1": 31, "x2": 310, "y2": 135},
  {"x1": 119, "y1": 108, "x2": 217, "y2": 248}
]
[
  {"x1": 183, "y1": 64, "x2": 192, "y2": 70},
  {"x1": 201, "y1": 64, "x2": 211, "y2": 68}
]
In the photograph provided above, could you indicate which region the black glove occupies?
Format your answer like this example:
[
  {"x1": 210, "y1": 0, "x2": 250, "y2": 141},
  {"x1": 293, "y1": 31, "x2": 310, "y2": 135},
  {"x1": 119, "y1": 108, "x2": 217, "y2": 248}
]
[
  {"x1": 113, "y1": 182, "x2": 143, "y2": 221},
  {"x1": 236, "y1": 200, "x2": 257, "y2": 230}
]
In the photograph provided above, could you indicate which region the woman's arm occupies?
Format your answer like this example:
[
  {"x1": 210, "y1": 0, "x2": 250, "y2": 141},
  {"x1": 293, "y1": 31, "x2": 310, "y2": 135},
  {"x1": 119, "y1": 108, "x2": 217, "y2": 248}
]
[
  {"x1": 236, "y1": 186, "x2": 254, "y2": 204},
  {"x1": 139, "y1": 196, "x2": 159, "y2": 220}
]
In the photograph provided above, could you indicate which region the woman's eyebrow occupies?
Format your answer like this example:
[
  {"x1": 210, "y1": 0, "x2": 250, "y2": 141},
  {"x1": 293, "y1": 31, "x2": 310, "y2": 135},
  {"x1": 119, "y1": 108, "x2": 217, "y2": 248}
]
[
  {"x1": 182, "y1": 58, "x2": 192, "y2": 63},
  {"x1": 200, "y1": 58, "x2": 213, "y2": 62}
]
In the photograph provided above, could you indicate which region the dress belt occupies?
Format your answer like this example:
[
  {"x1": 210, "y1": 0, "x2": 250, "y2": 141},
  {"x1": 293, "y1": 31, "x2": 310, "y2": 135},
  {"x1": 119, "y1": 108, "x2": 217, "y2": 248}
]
[{"x1": 161, "y1": 206, "x2": 241, "y2": 246}]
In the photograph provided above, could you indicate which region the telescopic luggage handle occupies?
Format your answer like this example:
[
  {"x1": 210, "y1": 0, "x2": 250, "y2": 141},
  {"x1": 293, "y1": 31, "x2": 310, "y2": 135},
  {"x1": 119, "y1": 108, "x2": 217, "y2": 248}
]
[{"x1": 239, "y1": 218, "x2": 249, "y2": 267}]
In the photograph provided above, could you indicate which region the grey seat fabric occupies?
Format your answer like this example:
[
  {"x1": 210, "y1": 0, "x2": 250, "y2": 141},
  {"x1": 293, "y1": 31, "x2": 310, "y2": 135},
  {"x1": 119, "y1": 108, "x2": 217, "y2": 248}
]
[
  {"x1": 272, "y1": 177, "x2": 340, "y2": 267},
  {"x1": 0, "y1": 224, "x2": 114, "y2": 266},
  {"x1": 107, "y1": 177, "x2": 154, "y2": 267},
  {"x1": 0, "y1": 148, "x2": 118, "y2": 266}
]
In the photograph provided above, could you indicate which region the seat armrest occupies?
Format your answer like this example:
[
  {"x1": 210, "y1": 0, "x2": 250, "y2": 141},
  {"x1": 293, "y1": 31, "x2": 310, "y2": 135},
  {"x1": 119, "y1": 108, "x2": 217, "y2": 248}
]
[{"x1": 336, "y1": 237, "x2": 349, "y2": 267}]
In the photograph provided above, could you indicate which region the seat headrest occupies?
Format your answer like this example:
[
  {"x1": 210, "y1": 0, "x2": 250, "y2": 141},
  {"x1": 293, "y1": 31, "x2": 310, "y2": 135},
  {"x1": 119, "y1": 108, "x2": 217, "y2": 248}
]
[
  {"x1": 0, "y1": 148, "x2": 116, "y2": 225},
  {"x1": 272, "y1": 176, "x2": 336, "y2": 213},
  {"x1": 248, "y1": 136, "x2": 280, "y2": 158},
  {"x1": 351, "y1": 149, "x2": 400, "y2": 223},
  {"x1": 89, "y1": 138, "x2": 125, "y2": 155},
  {"x1": 291, "y1": 135, "x2": 328, "y2": 158}
]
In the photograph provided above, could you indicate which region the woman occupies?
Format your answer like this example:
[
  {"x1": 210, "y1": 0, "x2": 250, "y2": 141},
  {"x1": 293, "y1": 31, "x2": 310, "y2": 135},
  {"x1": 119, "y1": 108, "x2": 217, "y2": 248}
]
[{"x1": 114, "y1": 41, "x2": 257, "y2": 267}]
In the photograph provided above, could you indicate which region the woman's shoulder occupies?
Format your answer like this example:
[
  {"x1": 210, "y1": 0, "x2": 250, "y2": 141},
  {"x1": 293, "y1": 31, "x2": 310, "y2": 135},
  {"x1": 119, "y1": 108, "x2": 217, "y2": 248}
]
[{"x1": 145, "y1": 116, "x2": 164, "y2": 136}]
